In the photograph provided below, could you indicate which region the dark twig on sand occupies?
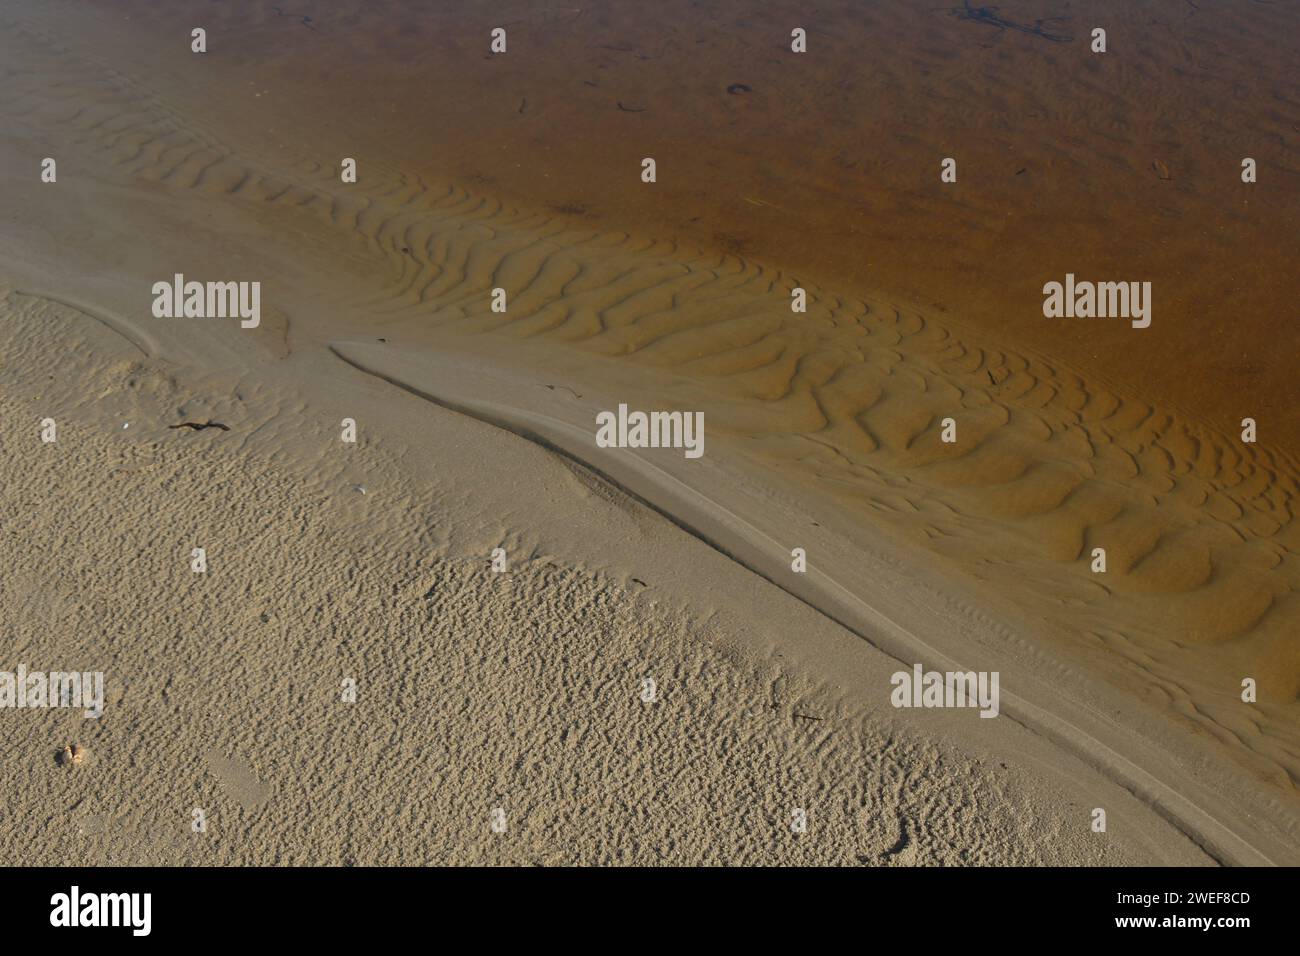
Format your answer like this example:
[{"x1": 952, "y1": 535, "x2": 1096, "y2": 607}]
[{"x1": 169, "y1": 421, "x2": 231, "y2": 432}]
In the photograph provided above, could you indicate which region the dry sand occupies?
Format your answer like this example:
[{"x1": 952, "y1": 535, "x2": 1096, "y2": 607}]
[
  {"x1": 0, "y1": 0, "x2": 1297, "y2": 865},
  {"x1": 0, "y1": 288, "x2": 1201, "y2": 865}
]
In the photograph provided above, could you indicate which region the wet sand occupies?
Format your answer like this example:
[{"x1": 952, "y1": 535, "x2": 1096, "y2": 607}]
[{"x1": 0, "y1": 0, "x2": 1297, "y2": 865}]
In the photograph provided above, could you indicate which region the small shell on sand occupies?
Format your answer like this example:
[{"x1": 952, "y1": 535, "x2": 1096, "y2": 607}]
[{"x1": 59, "y1": 744, "x2": 85, "y2": 767}]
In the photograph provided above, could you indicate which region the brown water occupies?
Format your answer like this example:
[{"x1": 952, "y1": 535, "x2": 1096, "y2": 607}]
[{"x1": 79, "y1": 0, "x2": 1300, "y2": 449}]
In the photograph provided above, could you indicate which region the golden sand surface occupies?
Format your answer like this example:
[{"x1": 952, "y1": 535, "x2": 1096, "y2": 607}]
[{"x1": 0, "y1": 0, "x2": 1296, "y2": 864}]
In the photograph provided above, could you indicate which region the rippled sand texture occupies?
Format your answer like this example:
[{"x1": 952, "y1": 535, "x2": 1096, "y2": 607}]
[
  {"x1": 4, "y1": 286, "x2": 1195, "y2": 867},
  {"x1": 0, "y1": 0, "x2": 1296, "y2": 858}
]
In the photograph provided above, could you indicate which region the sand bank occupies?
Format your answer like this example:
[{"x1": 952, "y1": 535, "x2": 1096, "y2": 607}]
[{"x1": 0, "y1": 0, "x2": 1296, "y2": 864}]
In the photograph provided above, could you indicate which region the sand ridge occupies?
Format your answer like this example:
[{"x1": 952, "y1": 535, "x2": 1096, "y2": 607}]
[{"x1": 324, "y1": 339, "x2": 1296, "y2": 865}]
